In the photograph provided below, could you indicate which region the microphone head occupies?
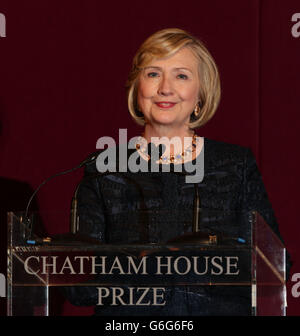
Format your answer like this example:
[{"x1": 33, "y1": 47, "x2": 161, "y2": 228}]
[{"x1": 79, "y1": 152, "x2": 100, "y2": 167}]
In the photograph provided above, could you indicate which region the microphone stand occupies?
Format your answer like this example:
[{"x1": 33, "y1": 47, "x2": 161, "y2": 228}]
[
  {"x1": 24, "y1": 153, "x2": 99, "y2": 245},
  {"x1": 167, "y1": 179, "x2": 246, "y2": 246},
  {"x1": 70, "y1": 171, "x2": 117, "y2": 234},
  {"x1": 192, "y1": 182, "x2": 200, "y2": 233}
]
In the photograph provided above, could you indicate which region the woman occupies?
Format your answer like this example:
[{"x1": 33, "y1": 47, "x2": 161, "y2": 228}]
[{"x1": 71, "y1": 28, "x2": 290, "y2": 315}]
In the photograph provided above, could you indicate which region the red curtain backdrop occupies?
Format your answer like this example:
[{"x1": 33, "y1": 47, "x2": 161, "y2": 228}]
[{"x1": 0, "y1": 0, "x2": 299, "y2": 315}]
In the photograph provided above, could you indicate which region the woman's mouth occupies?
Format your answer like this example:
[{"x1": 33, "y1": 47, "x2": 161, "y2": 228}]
[{"x1": 155, "y1": 102, "x2": 177, "y2": 109}]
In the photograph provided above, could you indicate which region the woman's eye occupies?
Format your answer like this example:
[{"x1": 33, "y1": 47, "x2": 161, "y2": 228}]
[
  {"x1": 177, "y1": 74, "x2": 188, "y2": 80},
  {"x1": 147, "y1": 72, "x2": 159, "y2": 78}
]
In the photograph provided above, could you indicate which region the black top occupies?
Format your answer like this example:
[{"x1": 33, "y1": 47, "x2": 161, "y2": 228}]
[
  {"x1": 65, "y1": 137, "x2": 290, "y2": 316},
  {"x1": 77, "y1": 137, "x2": 284, "y2": 244}
]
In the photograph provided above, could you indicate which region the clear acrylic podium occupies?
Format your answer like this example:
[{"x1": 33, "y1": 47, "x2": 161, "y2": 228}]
[{"x1": 7, "y1": 210, "x2": 287, "y2": 316}]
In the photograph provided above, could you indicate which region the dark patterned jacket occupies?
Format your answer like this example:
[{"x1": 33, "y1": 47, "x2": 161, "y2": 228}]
[{"x1": 65, "y1": 138, "x2": 291, "y2": 315}]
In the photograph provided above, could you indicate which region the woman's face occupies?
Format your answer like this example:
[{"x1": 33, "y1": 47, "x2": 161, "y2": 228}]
[{"x1": 137, "y1": 47, "x2": 200, "y2": 130}]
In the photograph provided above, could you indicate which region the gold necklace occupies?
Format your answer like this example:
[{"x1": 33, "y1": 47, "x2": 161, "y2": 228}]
[{"x1": 135, "y1": 133, "x2": 199, "y2": 164}]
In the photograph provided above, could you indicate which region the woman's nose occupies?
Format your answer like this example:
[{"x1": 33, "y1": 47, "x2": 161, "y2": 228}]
[{"x1": 157, "y1": 75, "x2": 173, "y2": 96}]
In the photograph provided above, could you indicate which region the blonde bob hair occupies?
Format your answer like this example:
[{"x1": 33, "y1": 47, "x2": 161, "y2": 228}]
[{"x1": 126, "y1": 28, "x2": 221, "y2": 129}]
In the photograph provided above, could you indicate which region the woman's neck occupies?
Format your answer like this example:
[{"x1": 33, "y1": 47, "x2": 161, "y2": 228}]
[
  {"x1": 143, "y1": 124, "x2": 194, "y2": 143},
  {"x1": 141, "y1": 124, "x2": 197, "y2": 158}
]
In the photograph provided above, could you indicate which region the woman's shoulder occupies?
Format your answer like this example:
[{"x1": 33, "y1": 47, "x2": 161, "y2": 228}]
[
  {"x1": 203, "y1": 137, "x2": 253, "y2": 167},
  {"x1": 204, "y1": 137, "x2": 251, "y2": 154}
]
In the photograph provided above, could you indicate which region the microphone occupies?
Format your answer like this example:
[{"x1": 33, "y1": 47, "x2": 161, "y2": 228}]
[
  {"x1": 24, "y1": 153, "x2": 99, "y2": 243},
  {"x1": 167, "y1": 170, "x2": 201, "y2": 234},
  {"x1": 193, "y1": 182, "x2": 201, "y2": 233},
  {"x1": 70, "y1": 169, "x2": 134, "y2": 234},
  {"x1": 70, "y1": 172, "x2": 103, "y2": 234},
  {"x1": 168, "y1": 172, "x2": 246, "y2": 246}
]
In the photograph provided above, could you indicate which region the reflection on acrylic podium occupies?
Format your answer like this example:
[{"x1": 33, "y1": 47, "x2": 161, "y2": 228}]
[{"x1": 7, "y1": 210, "x2": 286, "y2": 316}]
